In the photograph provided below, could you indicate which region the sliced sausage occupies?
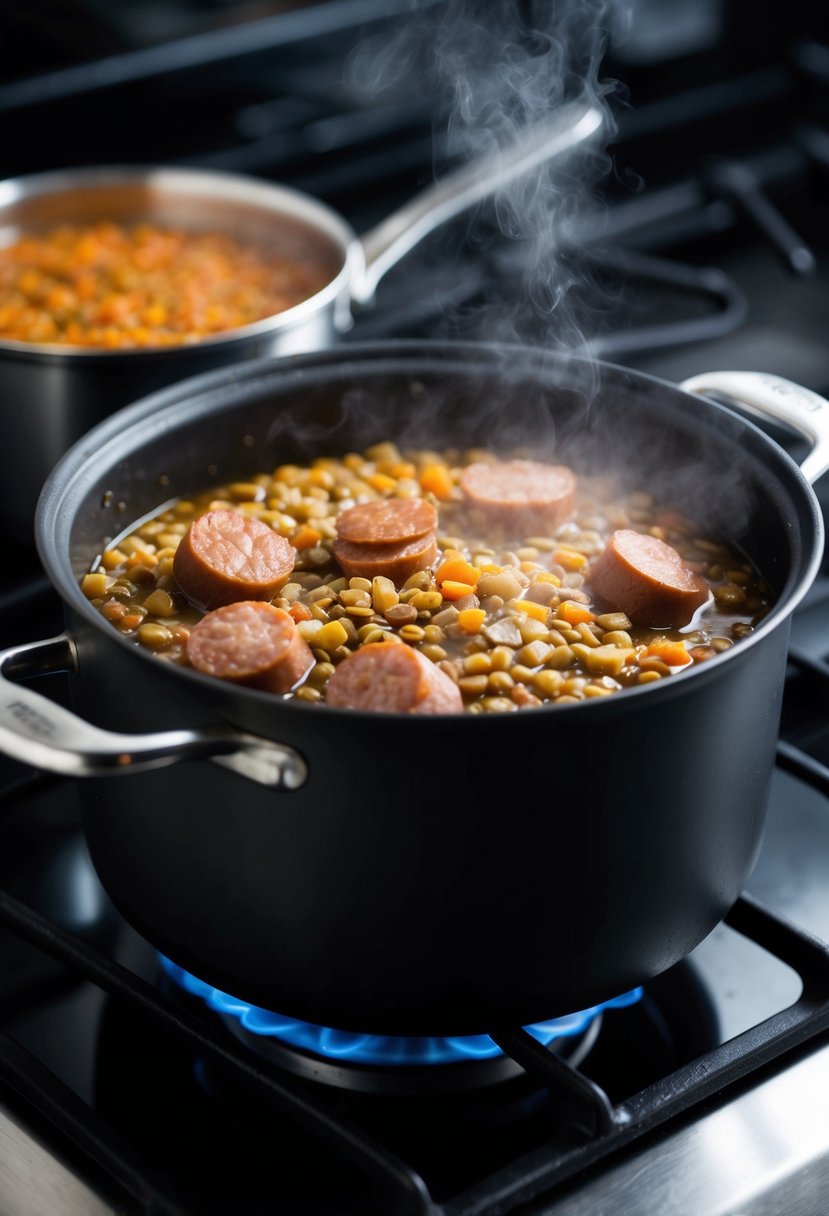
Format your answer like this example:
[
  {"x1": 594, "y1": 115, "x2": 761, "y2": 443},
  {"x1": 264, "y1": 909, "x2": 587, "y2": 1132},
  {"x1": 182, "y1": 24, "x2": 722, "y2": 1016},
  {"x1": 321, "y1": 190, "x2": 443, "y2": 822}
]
[
  {"x1": 186, "y1": 601, "x2": 313, "y2": 694},
  {"x1": 590, "y1": 529, "x2": 709, "y2": 628},
  {"x1": 332, "y1": 533, "x2": 438, "y2": 587},
  {"x1": 173, "y1": 509, "x2": 296, "y2": 610},
  {"x1": 460, "y1": 460, "x2": 576, "y2": 533},
  {"x1": 325, "y1": 642, "x2": 463, "y2": 714},
  {"x1": 335, "y1": 498, "x2": 438, "y2": 545}
]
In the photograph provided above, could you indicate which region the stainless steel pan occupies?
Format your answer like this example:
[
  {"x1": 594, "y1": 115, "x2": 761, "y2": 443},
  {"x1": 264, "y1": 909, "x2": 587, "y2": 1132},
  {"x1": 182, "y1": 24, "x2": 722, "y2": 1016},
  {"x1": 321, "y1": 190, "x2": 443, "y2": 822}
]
[{"x1": 0, "y1": 103, "x2": 601, "y2": 539}]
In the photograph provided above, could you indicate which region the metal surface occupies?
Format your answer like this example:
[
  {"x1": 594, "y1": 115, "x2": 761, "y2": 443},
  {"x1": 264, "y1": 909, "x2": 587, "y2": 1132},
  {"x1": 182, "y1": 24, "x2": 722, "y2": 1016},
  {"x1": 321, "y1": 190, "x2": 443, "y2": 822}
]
[
  {"x1": 356, "y1": 103, "x2": 602, "y2": 303},
  {"x1": 0, "y1": 635, "x2": 307, "y2": 788},
  {"x1": 0, "y1": 1105, "x2": 114, "y2": 1216},
  {"x1": 542, "y1": 1039, "x2": 829, "y2": 1216}
]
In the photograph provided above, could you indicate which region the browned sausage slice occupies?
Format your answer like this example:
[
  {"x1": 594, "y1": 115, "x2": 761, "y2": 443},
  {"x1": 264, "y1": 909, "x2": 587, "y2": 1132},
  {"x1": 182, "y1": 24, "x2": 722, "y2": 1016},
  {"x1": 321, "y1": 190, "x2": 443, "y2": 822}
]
[
  {"x1": 590, "y1": 529, "x2": 709, "y2": 628},
  {"x1": 460, "y1": 460, "x2": 576, "y2": 532},
  {"x1": 325, "y1": 642, "x2": 462, "y2": 714},
  {"x1": 173, "y1": 509, "x2": 296, "y2": 610},
  {"x1": 332, "y1": 533, "x2": 438, "y2": 587},
  {"x1": 186, "y1": 601, "x2": 313, "y2": 693},
  {"x1": 336, "y1": 498, "x2": 438, "y2": 545}
]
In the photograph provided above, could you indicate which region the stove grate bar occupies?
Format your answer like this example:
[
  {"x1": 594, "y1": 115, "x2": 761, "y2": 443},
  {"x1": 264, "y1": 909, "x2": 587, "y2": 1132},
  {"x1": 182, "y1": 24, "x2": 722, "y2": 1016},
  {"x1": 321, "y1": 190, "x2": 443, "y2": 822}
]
[
  {"x1": 0, "y1": 890, "x2": 437, "y2": 1216},
  {"x1": 776, "y1": 739, "x2": 829, "y2": 799},
  {"x1": 0, "y1": 0, "x2": 427, "y2": 113},
  {"x1": 0, "y1": 1029, "x2": 183, "y2": 1216},
  {"x1": 584, "y1": 247, "x2": 748, "y2": 358},
  {"x1": 489, "y1": 1027, "x2": 615, "y2": 1139},
  {"x1": 444, "y1": 891, "x2": 829, "y2": 1216}
]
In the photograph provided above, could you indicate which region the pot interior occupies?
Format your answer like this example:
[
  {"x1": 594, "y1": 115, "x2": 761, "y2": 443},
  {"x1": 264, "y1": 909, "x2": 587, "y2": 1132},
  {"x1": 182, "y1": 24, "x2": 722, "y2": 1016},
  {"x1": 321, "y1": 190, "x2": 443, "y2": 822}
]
[{"x1": 43, "y1": 344, "x2": 819, "y2": 629}]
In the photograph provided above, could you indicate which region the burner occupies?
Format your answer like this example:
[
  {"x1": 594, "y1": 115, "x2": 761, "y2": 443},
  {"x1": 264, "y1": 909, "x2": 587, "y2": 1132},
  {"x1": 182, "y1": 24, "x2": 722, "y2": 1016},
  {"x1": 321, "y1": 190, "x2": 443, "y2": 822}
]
[{"x1": 159, "y1": 955, "x2": 642, "y2": 1094}]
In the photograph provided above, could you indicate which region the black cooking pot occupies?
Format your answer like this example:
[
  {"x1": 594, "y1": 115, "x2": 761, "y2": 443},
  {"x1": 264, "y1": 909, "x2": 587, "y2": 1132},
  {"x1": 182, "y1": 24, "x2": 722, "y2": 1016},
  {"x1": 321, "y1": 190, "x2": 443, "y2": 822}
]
[{"x1": 1, "y1": 343, "x2": 825, "y2": 1035}]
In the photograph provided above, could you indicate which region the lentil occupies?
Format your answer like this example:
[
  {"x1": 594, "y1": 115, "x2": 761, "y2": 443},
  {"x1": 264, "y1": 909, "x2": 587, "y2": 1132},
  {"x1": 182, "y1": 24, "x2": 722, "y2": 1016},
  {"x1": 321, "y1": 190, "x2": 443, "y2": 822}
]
[
  {"x1": 89, "y1": 441, "x2": 773, "y2": 711},
  {"x1": 0, "y1": 222, "x2": 332, "y2": 348}
]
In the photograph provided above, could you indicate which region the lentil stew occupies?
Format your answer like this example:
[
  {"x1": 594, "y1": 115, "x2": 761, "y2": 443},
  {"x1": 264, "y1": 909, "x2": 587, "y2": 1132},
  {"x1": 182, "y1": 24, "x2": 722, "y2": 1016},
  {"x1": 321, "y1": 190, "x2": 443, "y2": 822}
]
[
  {"x1": 82, "y1": 441, "x2": 773, "y2": 713},
  {"x1": 0, "y1": 221, "x2": 332, "y2": 348}
]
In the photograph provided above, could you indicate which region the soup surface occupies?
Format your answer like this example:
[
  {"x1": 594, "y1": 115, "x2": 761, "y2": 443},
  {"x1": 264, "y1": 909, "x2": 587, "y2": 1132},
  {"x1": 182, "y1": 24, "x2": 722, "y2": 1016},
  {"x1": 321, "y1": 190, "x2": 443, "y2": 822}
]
[
  {"x1": 82, "y1": 442, "x2": 773, "y2": 713},
  {"x1": 0, "y1": 222, "x2": 331, "y2": 348}
]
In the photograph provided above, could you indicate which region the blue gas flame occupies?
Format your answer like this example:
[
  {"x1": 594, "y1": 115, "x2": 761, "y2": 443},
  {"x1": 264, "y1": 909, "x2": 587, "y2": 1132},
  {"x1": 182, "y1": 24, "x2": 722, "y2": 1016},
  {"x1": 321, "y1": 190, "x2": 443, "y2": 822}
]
[{"x1": 160, "y1": 955, "x2": 642, "y2": 1067}]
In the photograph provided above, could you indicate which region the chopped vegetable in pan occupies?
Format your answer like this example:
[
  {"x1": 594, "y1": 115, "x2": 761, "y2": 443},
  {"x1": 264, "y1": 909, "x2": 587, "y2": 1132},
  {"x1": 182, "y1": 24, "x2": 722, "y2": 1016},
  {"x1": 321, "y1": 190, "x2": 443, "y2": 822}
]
[{"x1": 0, "y1": 222, "x2": 331, "y2": 348}]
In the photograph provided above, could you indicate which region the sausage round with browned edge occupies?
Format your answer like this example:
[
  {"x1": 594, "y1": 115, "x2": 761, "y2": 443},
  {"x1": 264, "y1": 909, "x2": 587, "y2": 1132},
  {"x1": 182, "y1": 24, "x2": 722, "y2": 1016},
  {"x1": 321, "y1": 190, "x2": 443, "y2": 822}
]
[
  {"x1": 173, "y1": 509, "x2": 296, "y2": 610},
  {"x1": 460, "y1": 459, "x2": 577, "y2": 533},
  {"x1": 332, "y1": 533, "x2": 438, "y2": 586},
  {"x1": 186, "y1": 601, "x2": 313, "y2": 693},
  {"x1": 590, "y1": 529, "x2": 710, "y2": 628},
  {"x1": 325, "y1": 641, "x2": 463, "y2": 714},
  {"x1": 336, "y1": 497, "x2": 438, "y2": 546}
]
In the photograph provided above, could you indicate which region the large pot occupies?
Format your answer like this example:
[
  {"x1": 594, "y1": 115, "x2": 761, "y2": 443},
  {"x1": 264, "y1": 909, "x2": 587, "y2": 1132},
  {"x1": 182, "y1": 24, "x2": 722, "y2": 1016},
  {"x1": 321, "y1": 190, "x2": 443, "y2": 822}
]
[
  {"x1": 0, "y1": 102, "x2": 600, "y2": 540},
  {"x1": 0, "y1": 343, "x2": 826, "y2": 1035}
]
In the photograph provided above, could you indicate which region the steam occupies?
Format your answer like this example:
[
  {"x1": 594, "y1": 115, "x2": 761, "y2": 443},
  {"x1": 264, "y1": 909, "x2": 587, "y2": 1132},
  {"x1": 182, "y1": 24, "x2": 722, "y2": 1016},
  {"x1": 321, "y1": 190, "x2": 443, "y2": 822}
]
[{"x1": 347, "y1": 0, "x2": 627, "y2": 363}]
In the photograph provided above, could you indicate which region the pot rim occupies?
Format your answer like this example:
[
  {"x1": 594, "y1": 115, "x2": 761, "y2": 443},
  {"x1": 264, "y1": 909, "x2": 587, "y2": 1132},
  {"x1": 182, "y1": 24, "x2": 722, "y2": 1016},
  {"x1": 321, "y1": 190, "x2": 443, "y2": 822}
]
[
  {"x1": 36, "y1": 339, "x2": 826, "y2": 722},
  {"x1": 0, "y1": 164, "x2": 359, "y2": 360}
]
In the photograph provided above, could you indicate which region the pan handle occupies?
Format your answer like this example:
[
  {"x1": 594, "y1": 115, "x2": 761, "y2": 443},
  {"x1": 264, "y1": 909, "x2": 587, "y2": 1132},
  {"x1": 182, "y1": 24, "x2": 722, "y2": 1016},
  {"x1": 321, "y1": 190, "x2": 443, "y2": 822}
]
[
  {"x1": 352, "y1": 101, "x2": 603, "y2": 306},
  {"x1": 0, "y1": 635, "x2": 307, "y2": 789},
  {"x1": 680, "y1": 371, "x2": 829, "y2": 485}
]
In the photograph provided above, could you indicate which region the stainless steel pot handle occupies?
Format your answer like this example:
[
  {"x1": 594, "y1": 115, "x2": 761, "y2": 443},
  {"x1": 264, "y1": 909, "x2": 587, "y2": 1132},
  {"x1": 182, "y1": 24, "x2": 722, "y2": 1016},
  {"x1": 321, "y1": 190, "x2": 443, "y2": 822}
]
[
  {"x1": 679, "y1": 370, "x2": 829, "y2": 485},
  {"x1": 0, "y1": 636, "x2": 307, "y2": 789},
  {"x1": 353, "y1": 101, "x2": 603, "y2": 306}
]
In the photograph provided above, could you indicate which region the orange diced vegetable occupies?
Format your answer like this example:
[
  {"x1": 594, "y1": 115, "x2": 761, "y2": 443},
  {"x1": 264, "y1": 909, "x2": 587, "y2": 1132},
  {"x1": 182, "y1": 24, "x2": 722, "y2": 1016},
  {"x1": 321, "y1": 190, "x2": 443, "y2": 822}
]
[
  {"x1": 457, "y1": 608, "x2": 486, "y2": 633},
  {"x1": 436, "y1": 557, "x2": 480, "y2": 587},
  {"x1": 390, "y1": 461, "x2": 417, "y2": 480},
  {"x1": 511, "y1": 599, "x2": 549, "y2": 623},
  {"x1": 552, "y1": 548, "x2": 588, "y2": 572},
  {"x1": 441, "y1": 580, "x2": 477, "y2": 601},
  {"x1": 419, "y1": 464, "x2": 454, "y2": 500},
  {"x1": 646, "y1": 642, "x2": 692, "y2": 667},
  {"x1": 367, "y1": 472, "x2": 397, "y2": 493},
  {"x1": 558, "y1": 601, "x2": 595, "y2": 625},
  {"x1": 288, "y1": 602, "x2": 313, "y2": 623},
  {"x1": 292, "y1": 525, "x2": 322, "y2": 551}
]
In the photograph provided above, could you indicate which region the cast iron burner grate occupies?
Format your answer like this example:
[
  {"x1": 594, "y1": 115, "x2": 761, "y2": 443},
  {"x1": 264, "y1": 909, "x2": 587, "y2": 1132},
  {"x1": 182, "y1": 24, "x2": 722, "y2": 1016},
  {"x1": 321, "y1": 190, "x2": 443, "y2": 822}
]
[{"x1": 3, "y1": 869, "x2": 829, "y2": 1215}]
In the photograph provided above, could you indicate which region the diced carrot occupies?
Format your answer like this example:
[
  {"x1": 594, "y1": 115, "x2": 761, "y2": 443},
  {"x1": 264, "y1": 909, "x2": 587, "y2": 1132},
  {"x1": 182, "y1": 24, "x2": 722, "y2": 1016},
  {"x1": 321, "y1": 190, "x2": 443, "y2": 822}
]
[
  {"x1": 441, "y1": 580, "x2": 477, "y2": 601},
  {"x1": 419, "y1": 464, "x2": 454, "y2": 500},
  {"x1": 552, "y1": 548, "x2": 588, "y2": 572},
  {"x1": 511, "y1": 599, "x2": 549, "y2": 623},
  {"x1": 292, "y1": 525, "x2": 322, "y2": 551},
  {"x1": 558, "y1": 601, "x2": 595, "y2": 625},
  {"x1": 367, "y1": 472, "x2": 397, "y2": 493},
  {"x1": 457, "y1": 608, "x2": 486, "y2": 633},
  {"x1": 436, "y1": 557, "x2": 480, "y2": 587},
  {"x1": 646, "y1": 642, "x2": 692, "y2": 667},
  {"x1": 288, "y1": 602, "x2": 313, "y2": 623},
  {"x1": 390, "y1": 461, "x2": 417, "y2": 480}
]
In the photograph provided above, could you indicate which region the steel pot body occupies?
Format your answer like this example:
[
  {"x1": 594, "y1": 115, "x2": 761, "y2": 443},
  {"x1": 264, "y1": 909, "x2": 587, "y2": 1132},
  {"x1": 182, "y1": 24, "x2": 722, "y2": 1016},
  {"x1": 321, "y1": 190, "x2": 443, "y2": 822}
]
[
  {"x1": 0, "y1": 105, "x2": 601, "y2": 539},
  {"x1": 0, "y1": 166, "x2": 352, "y2": 541},
  {"x1": 7, "y1": 343, "x2": 825, "y2": 1035}
]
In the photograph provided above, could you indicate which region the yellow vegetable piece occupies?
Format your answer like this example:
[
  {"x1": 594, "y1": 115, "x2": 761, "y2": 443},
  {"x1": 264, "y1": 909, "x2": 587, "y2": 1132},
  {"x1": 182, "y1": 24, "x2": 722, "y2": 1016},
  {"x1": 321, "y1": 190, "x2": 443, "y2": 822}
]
[{"x1": 457, "y1": 608, "x2": 486, "y2": 633}]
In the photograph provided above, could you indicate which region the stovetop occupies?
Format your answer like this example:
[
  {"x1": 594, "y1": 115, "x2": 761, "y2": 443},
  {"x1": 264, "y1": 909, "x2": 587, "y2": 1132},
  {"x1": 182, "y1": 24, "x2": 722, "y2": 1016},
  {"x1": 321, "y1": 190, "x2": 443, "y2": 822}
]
[{"x1": 2, "y1": 3, "x2": 829, "y2": 1214}]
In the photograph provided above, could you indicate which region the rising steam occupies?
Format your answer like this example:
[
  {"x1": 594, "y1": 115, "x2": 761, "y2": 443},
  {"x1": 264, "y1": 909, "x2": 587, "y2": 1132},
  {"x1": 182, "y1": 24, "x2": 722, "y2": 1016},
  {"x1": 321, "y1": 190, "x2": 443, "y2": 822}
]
[{"x1": 347, "y1": 0, "x2": 626, "y2": 357}]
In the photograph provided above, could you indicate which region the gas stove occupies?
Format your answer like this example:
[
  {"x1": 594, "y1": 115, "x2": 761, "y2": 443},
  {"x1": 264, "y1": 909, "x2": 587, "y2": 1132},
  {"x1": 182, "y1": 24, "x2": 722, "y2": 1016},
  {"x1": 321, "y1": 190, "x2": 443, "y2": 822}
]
[{"x1": 2, "y1": 3, "x2": 829, "y2": 1214}]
